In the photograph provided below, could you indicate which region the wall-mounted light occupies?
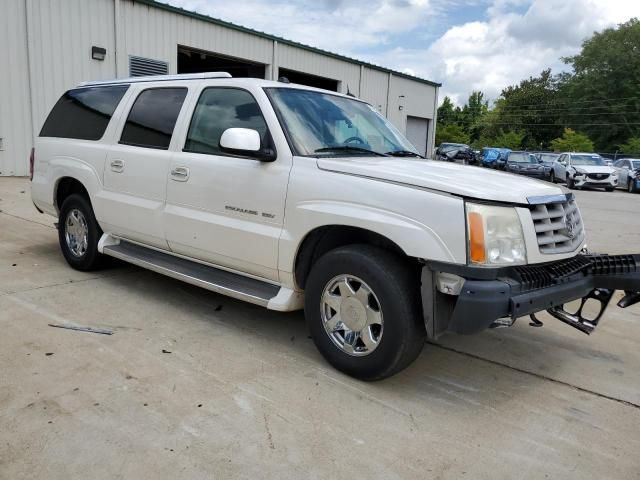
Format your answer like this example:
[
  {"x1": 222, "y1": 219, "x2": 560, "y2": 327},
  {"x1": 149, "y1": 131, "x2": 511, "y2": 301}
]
[
  {"x1": 398, "y1": 95, "x2": 405, "y2": 111},
  {"x1": 91, "y1": 46, "x2": 106, "y2": 61}
]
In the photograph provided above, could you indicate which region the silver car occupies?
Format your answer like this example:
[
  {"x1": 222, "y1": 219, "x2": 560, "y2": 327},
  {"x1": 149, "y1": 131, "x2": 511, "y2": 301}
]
[{"x1": 613, "y1": 158, "x2": 640, "y2": 193}]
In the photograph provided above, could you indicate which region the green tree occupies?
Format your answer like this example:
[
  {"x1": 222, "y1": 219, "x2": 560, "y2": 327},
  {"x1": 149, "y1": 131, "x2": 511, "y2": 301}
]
[
  {"x1": 493, "y1": 70, "x2": 563, "y2": 148},
  {"x1": 437, "y1": 96, "x2": 458, "y2": 126},
  {"x1": 550, "y1": 128, "x2": 594, "y2": 152},
  {"x1": 461, "y1": 91, "x2": 489, "y2": 142},
  {"x1": 435, "y1": 123, "x2": 470, "y2": 146},
  {"x1": 561, "y1": 18, "x2": 640, "y2": 150},
  {"x1": 619, "y1": 137, "x2": 640, "y2": 155},
  {"x1": 494, "y1": 130, "x2": 525, "y2": 149}
]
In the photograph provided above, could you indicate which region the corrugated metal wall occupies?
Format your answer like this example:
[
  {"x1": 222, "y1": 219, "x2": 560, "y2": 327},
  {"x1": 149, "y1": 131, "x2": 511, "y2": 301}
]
[
  {"x1": 0, "y1": 0, "x2": 437, "y2": 176},
  {"x1": 0, "y1": 0, "x2": 33, "y2": 176},
  {"x1": 118, "y1": 0, "x2": 274, "y2": 77}
]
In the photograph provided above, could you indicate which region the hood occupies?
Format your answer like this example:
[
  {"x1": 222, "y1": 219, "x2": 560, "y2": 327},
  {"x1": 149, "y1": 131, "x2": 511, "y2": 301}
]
[
  {"x1": 316, "y1": 157, "x2": 564, "y2": 204},
  {"x1": 573, "y1": 165, "x2": 615, "y2": 174}
]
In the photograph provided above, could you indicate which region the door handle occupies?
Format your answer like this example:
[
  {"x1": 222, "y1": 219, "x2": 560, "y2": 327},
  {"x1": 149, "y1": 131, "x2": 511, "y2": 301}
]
[
  {"x1": 170, "y1": 166, "x2": 190, "y2": 181},
  {"x1": 110, "y1": 159, "x2": 124, "y2": 172}
]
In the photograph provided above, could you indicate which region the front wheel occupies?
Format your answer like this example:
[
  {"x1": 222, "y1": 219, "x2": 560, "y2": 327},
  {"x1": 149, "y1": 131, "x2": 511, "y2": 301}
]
[
  {"x1": 58, "y1": 194, "x2": 106, "y2": 271},
  {"x1": 566, "y1": 175, "x2": 575, "y2": 189},
  {"x1": 629, "y1": 179, "x2": 638, "y2": 193},
  {"x1": 549, "y1": 171, "x2": 555, "y2": 183},
  {"x1": 304, "y1": 245, "x2": 425, "y2": 380}
]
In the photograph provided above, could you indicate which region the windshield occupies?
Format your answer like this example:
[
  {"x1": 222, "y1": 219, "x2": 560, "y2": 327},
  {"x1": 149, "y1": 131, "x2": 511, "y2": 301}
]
[
  {"x1": 572, "y1": 154, "x2": 605, "y2": 166},
  {"x1": 509, "y1": 153, "x2": 536, "y2": 163},
  {"x1": 539, "y1": 154, "x2": 558, "y2": 164},
  {"x1": 267, "y1": 88, "x2": 418, "y2": 156}
]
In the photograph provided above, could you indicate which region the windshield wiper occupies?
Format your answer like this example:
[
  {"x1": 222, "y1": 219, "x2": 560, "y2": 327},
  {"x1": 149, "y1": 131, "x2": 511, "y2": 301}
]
[
  {"x1": 314, "y1": 146, "x2": 389, "y2": 157},
  {"x1": 386, "y1": 150, "x2": 424, "y2": 158}
]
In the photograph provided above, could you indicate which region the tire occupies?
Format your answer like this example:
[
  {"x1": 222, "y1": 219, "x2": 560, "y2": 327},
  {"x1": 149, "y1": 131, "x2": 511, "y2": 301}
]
[
  {"x1": 566, "y1": 175, "x2": 575, "y2": 189},
  {"x1": 304, "y1": 245, "x2": 425, "y2": 380},
  {"x1": 605, "y1": 187, "x2": 614, "y2": 192},
  {"x1": 58, "y1": 193, "x2": 105, "y2": 271},
  {"x1": 628, "y1": 178, "x2": 637, "y2": 193},
  {"x1": 549, "y1": 171, "x2": 555, "y2": 183}
]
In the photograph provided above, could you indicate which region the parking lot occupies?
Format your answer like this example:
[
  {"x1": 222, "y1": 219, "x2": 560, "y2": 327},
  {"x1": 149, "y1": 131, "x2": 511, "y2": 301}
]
[{"x1": 1, "y1": 176, "x2": 639, "y2": 479}]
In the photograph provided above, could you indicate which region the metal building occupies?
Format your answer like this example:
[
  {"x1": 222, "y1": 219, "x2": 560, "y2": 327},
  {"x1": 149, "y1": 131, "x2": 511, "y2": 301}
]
[{"x1": 0, "y1": 0, "x2": 440, "y2": 176}]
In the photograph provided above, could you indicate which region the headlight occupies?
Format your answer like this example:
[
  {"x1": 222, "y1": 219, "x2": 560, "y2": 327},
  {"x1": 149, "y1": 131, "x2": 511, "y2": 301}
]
[{"x1": 466, "y1": 203, "x2": 527, "y2": 265}]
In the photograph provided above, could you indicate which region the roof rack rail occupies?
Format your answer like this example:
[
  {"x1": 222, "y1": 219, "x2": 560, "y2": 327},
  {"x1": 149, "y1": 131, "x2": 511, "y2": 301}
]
[{"x1": 79, "y1": 71, "x2": 232, "y2": 87}]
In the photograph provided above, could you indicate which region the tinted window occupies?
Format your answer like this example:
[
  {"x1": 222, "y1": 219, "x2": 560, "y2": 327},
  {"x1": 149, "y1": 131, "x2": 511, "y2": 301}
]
[
  {"x1": 40, "y1": 85, "x2": 129, "y2": 140},
  {"x1": 185, "y1": 88, "x2": 268, "y2": 155},
  {"x1": 120, "y1": 88, "x2": 187, "y2": 149},
  {"x1": 509, "y1": 153, "x2": 526, "y2": 162}
]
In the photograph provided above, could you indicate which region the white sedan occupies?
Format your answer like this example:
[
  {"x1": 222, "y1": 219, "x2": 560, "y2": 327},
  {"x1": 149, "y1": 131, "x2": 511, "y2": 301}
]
[{"x1": 551, "y1": 152, "x2": 618, "y2": 191}]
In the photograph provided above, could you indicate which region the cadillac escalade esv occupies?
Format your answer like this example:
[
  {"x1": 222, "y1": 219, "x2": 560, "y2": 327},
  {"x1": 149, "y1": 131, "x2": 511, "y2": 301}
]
[{"x1": 31, "y1": 72, "x2": 640, "y2": 380}]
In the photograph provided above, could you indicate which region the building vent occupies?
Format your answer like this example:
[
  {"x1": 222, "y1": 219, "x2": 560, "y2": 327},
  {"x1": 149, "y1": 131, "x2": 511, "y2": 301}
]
[{"x1": 129, "y1": 55, "x2": 169, "y2": 77}]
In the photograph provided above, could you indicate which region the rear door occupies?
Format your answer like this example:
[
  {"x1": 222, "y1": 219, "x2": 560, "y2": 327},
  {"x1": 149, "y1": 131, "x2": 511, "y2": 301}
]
[
  {"x1": 99, "y1": 86, "x2": 188, "y2": 249},
  {"x1": 164, "y1": 85, "x2": 291, "y2": 281}
]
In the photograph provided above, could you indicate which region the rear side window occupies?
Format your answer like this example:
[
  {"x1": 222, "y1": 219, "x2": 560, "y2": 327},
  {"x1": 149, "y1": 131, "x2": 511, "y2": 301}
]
[
  {"x1": 184, "y1": 88, "x2": 268, "y2": 156},
  {"x1": 120, "y1": 88, "x2": 188, "y2": 150},
  {"x1": 40, "y1": 85, "x2": 129, "y2": 140}
]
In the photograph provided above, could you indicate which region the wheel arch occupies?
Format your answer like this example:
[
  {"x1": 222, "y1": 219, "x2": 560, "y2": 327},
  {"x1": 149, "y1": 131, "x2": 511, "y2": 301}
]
[
  {"x1": 55, "y1": 177, "x2": 91, "y2": 214},
  {"x1": 293, "y1": 225, "x2": 419, "y2": 290}
]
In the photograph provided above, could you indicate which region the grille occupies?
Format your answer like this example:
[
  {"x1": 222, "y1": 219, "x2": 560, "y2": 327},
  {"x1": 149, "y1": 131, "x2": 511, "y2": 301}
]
[
  {"x1": 513, "y1": 255, "x2": 591, "y2": 290},
  {"x1": 587, "y1": 173, "x2": 609, "y2": 180},
  {"x1": 529, "y1": 198, "x2": 584, "y2": 254},
  {"x1": 129, "y1": 56, "x2": 168, "y2": 77}
]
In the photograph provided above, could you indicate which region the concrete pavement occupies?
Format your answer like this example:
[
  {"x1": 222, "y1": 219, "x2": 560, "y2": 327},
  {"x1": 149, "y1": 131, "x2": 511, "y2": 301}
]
[{"x1": 1, "y1": 177, "x2": 639, "y2": 479}]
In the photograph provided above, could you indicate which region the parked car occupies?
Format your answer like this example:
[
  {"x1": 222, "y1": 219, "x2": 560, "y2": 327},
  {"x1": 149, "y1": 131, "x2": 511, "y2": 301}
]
[
  {"x1": 30, "y1": 73, "x2": 640, "y2": 380},
  {"x1": 613, "y1": 158, "x2": 640, "y2": 193},
  {"x1": 550, "y1": 152, "x2": 618, "y2": 190},
  {"x1": 535, "y1": 152, "x2": 559, "y2": 181},
  {"x1": 505, "y1": 151, "x2": 547, "y2": 179},
  {"x1": 481, "y1": 147, "x2": 511, "y2": 169},
  {"x1": 436, "y1": 143, "x2": 475, "y2": 163}
]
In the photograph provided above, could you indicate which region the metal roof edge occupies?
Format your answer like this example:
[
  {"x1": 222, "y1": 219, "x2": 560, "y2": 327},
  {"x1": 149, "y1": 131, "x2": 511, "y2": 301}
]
[{"x1": 131, "y1": 0, "x2": 442, "y2": 88}]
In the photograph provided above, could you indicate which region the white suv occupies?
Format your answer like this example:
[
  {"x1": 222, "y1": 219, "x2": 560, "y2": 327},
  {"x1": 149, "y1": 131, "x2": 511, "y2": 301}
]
[
  {"x1": 31, "y1": 73, "x2": 640, "y2": 379},
  {"x1": 550, "y1": 152, "x2": 618, "y2": 190}
]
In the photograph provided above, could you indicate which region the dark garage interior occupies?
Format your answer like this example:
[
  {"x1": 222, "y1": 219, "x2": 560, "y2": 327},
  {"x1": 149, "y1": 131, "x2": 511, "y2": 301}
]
[
  {"x1": 178, "y1": 46, "x2": 266, "y2": 78},
  {"x1": 277, "y1": 68, "x2": 339, "y2": 91}
]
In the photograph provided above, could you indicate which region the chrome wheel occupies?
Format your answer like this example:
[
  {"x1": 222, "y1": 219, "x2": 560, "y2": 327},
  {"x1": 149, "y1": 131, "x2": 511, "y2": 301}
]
[
  {"x1": 320, "y1": 274, "x2": 383, "y2": 356},
  {"x1": 64, "y1": 208, "x2": 88, "y2": 257}
]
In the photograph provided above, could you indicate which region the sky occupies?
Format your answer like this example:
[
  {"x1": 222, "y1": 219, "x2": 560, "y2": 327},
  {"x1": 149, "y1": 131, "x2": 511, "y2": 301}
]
[{"x1": 166, "y1": 0, "x2": 640, "y2": 105}]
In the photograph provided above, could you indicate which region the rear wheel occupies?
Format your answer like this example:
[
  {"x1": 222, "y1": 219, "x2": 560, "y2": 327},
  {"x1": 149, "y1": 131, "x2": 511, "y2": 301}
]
[
  {"x1": 58, "y1": 194, "x2": 105, "y2": 271},
  {"x1": 304, "y1": 245, "x2": 425, "y2": 380}
]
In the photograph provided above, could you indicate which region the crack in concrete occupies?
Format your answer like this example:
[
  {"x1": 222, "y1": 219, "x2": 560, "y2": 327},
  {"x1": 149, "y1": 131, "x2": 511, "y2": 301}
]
[{"x1": 430, "y1": 342, "x2": 640, "y2": 410}]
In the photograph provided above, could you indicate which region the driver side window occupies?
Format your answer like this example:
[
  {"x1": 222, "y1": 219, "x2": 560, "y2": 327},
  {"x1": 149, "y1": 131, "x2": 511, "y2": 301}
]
[{"x1": 184, "y1": 87, "x2": 269, "y2": 156}]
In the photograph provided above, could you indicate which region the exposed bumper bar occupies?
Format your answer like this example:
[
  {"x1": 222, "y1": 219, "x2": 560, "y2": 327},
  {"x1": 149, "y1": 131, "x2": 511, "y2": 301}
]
[{"x1": 426, "y1": 254, "x2": 640, "y2": 335}]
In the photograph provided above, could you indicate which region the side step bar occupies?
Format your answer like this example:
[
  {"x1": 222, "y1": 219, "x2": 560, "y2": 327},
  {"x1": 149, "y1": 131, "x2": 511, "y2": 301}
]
[{"x1": 102, "y1": 239, "x2": 280, "y2": 307}]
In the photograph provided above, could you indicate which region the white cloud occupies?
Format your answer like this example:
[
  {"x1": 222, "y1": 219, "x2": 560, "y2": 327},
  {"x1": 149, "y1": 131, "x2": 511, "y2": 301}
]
[
  {"x1": 166, "y1": 0, "x2": 436, "y2": 53},
  {"x1": 166, "y1": 0, "x2": 640, "y2": 105},
  {"x1": 376, "y1": 0, "x2": 640, "y2": 104}
]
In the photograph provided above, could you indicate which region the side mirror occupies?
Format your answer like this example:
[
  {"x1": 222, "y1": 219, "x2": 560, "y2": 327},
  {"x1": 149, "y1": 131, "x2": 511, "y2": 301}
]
[{"x1": 220, "y1": 128, "x2": 275, "y2": 161}]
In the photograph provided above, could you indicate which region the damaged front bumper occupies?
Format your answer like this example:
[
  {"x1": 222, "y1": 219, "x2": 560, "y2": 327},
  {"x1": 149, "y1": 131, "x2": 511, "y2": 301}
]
[{"x1": 423, "y1": 254, "x2": 640, "y2": 337}]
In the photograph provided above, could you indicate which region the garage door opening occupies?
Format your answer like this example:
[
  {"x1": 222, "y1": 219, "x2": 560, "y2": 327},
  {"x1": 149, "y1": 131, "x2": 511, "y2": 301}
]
[
  {"x1": 405, "y1": 116, "x2": 430, "y2": 157},
  {"x1": 277, "y1": 68, "x2": 339, "y2": 91},
  {"x1": 178, "y1": 46, "x2": 266, "y2": 78}
]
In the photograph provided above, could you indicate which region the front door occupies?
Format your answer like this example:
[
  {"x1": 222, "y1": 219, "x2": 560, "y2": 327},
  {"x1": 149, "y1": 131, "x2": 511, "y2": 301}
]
[
  {"x1": 100, "y1": 87, "x2": 188, "y2": 249},
  {"x1": 164, "y1": 87, "x2": 290, "y2": 281}
]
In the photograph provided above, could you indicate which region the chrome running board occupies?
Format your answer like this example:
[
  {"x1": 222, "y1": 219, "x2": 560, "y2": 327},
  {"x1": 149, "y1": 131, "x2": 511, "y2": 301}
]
[{"x1": 102, "y1": 239, "x2": 280, "y2": 307}]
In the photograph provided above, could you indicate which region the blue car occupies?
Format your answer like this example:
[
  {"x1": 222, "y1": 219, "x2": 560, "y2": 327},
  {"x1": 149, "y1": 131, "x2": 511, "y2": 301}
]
[{"x1": 481, "y1": 147, "x2": 511, "y2": 169}]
